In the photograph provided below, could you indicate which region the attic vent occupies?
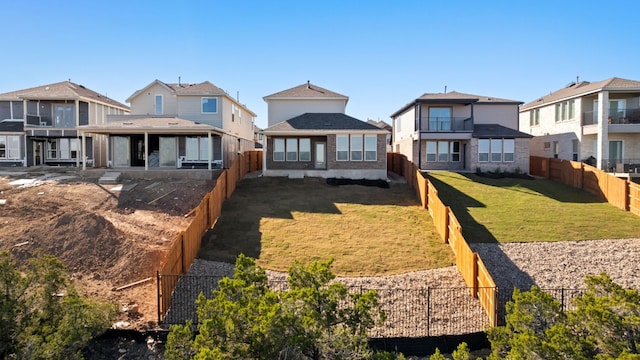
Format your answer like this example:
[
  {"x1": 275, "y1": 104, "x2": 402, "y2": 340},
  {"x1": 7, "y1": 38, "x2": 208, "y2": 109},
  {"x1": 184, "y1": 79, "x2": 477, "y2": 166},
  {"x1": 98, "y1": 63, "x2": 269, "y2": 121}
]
[
  {"x1": 123, "y1": 122, "x2": 133, "y2": 125},
  {"x1": 168, "y1": 122, "x2": 179, "y2": 125}
]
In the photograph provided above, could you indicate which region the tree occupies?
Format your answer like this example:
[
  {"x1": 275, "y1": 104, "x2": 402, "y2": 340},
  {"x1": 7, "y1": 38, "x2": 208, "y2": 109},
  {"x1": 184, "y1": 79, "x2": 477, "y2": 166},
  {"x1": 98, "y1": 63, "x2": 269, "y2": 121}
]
[
  {"x1": 165, "y1": 254, "x2": 386, "y2": 359},
  {"x1": 0, "y1": 251, "x2": 116, "y2": 359},
  {"x1": 487, "y1": 273, "x2": 640, "y2": 360}
]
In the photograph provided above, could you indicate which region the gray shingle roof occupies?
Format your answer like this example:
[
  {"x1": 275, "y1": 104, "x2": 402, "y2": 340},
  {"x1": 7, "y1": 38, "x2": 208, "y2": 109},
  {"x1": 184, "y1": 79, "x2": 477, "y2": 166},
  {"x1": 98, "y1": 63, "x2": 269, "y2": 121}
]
[
  {"x1": 0, "y1": 120, "x2": 23, "y2": 132},
  {"x1": 472, "y1": 124, "x2": 533, "y2": 138},
  {"x1": 263, "y1": 113, "x2": 384, "y2": 133},
  {"x1": 520, "y1": 77, "x2": 640, "y2": 111},
  {"x1": 0, "y1": 81, "x2": 129, "y2": 109},
  {"x1": 263, "y1": 82, "x2": 349, "y2": 101},
  {"x1": 391, "y1": 91, "x2": 522, "y2": 118},
  {"x1": 164, "y1": 81, "x2": 227, "y2": 96}
]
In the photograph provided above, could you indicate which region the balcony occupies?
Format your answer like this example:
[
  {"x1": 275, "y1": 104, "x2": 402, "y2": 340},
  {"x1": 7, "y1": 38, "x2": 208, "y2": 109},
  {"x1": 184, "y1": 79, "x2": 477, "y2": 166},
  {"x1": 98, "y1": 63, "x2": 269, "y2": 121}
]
[
  {"x1": 601, "y1": 159, "x2": 640, "y2": 174},
  {"x1": 420, "y1": 117, "x2": 473, "y2": 132},
  {"x1": 582, "y1": 108, "x2": 640, "y2": 125}
]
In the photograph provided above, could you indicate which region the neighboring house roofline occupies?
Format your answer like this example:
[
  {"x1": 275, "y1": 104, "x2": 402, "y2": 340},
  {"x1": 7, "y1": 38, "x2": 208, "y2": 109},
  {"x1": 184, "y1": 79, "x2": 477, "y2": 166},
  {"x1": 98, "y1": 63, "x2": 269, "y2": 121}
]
[
  {"x1": 520, "y1": 77, "x2": 640, "y2": 111},
  {"x1": 261, "y1": 113, "x2": 386, "y2": 134},
  {"x1": 390, "y1": 91, "x2": 522, "y2": 118},
  {"x1": 78, "y1": 116, "x2": 227, "y2": 135},
  {"x1": 0, "y1": 80, "x2": 129, "y2": 111},
  {"x1": 126, "y1": 79, "x2": 257, "y2": 117},
  {"x1": 261, "y1": 129, "x2": 388, "y2": 136},
  {"x1": 263, "y1": 82, "x2": 349, "y2": 103}
]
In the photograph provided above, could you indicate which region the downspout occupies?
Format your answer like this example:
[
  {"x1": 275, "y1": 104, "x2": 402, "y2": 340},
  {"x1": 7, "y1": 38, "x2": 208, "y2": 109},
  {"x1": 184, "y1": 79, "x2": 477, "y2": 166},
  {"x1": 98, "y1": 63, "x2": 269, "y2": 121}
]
[
  {"x1": 417, "y1": 103, "x2": 422, "y2": 169},
  {"x1": 75, "y1": 100, "x2": 80, "y2": 167},
  {"x1": 208, "y1": 131, "x2": 212, "y2": 170}
]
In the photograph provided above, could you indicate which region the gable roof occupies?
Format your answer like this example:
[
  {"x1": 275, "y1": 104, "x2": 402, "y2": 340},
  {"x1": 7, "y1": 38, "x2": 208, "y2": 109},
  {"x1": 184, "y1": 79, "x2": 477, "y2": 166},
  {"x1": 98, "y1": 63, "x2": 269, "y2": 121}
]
[
  {"x1": 521, "y1": 77, "x2": 640, "y2": 111},
  {"x1": 391, "y1": 91, "x2": 522, "y2": 118},
  {"x1": 262, "y1": 113, "x2": 387, "y2": 135},
  {"x1": 0, "y1": 81, "x2": 129, "y2": 110},
  {"x1": 263, "y1": 82, "x2": 349, "y2": 102},
  {"x1": 126, "y1": 79, "x2": 256, "y2": 116},
  {"x1": 472, "y1": 124, "x2": 533, "y2": 139}
]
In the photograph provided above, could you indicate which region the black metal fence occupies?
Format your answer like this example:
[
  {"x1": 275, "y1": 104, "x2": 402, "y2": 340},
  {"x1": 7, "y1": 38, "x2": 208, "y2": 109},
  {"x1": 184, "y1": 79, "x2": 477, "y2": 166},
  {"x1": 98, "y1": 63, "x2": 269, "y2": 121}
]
[{"x1": 158, "y1": 274, "x2": 584, "y2": 338}]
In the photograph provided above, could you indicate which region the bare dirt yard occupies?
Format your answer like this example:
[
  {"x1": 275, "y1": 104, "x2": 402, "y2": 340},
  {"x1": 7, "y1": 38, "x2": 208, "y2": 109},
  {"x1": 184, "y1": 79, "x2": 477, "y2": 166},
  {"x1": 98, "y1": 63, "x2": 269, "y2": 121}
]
[{"x1": 0, "y1": 167, "x2": 217, "y2": 331}]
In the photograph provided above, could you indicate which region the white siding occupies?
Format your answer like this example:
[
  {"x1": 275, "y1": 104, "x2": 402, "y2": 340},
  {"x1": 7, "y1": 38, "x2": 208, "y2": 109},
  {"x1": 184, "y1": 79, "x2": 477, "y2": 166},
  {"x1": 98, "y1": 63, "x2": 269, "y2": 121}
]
[
  {"x1": 267, "y1": 99, "x2": 347, "y2": 126},
  {"x1": 129, "y1": 83, "x2": 176, "y2": 115},
  {"x1": 392, "y1": 107, "x2": 416, "y2": 161}
]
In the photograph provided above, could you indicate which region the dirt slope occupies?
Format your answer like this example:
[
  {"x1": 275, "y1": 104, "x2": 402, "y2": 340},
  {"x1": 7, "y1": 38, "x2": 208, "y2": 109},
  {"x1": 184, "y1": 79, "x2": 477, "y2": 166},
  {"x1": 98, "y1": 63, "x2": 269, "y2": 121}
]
[{"x1": 0, "y1": 169, "x2": 216, "y2": 329}]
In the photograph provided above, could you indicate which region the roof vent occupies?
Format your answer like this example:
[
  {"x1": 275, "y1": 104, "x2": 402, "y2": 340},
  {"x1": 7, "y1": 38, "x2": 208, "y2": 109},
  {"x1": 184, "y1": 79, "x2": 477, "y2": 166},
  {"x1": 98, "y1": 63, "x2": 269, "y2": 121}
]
[
  {"x1": 168, "y1": 122, "x2": 179, "y2": 125},
  {"x1": 123, "y1": 122, "x2": 133, "y2": 125},
  {"x1": 307, "y1": 80, "x2": 310, "y2": 89}
]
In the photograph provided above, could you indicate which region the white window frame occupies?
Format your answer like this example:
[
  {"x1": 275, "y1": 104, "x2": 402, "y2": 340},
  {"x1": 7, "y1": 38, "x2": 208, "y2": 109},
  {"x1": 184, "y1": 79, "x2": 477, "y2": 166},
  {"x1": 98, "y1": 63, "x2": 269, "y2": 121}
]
[
  {"x1": 273, "y1": 138, "x2": 285, "y2": 161},
  {"x1": 364, "y1": 135, "x2": 377, "y2": 161},
  {"x1": 450, "y1": 141, "x2": 460, "y2": 162},
  {"x1": 530, "y1": 109, "x2": 540, "y2": 126},
  {"x1": 154, "y1": 95, "x2": 163, "y2": 115},
  {"x1": 426, "y1": 141, "x2": 437, "y2": 162},
  {"x1": 299, "y1": 138, "x2": 311, "y2": 162},
  {"x1": 503, "y1": 139, "x2": 515, "y2": 162},
  {"x1": 336, "y1": 135, "x2": 349, "y2": 161},
  {"x1": 201, "y1": 97, "x2": 218, "y2": 114},
  {"x1": 350, "y1": 134, "x2": 363, "y2": 161},
  {"x1": 54, "y1": 104, "x2": 75, "y2": 128},
  {"x1": 286, "y1": 138, "x2": 298, "y2": 161}
]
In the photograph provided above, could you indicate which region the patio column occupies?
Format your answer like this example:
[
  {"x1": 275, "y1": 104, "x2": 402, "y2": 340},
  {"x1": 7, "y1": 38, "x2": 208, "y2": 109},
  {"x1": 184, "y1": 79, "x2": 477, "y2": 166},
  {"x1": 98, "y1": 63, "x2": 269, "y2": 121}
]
[
  {"x1": 75, "y1": 100, "x2": 80, "y2": 167},
  {"x1": 81, "y1": 132, "x2": 86, "y2": 170},
  {"x1": 596, "y1": 91, "x2": 609, "y2": 170},
  {"x1": 106, "y1": 135, "x2": 110, "y2": 167},
  {"x1": 144, "y1": 132, "x2": 149, "y2": 171},
  {"x1": 208, "y1": 132, "x2": 212, "y2": 170},
  {"x1": 417, "y1": 104, "x2": 422, "y2": 169}
]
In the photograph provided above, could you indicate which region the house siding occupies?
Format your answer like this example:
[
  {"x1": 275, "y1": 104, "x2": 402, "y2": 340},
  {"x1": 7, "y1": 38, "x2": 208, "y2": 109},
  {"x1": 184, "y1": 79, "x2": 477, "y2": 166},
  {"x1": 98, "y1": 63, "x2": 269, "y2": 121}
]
[
  {"x1": 129, "y1": 83, "x2": 176, "y2": 115},
  {"x1": 267, "y1": 99, "x2": 347, "y2": 126}
]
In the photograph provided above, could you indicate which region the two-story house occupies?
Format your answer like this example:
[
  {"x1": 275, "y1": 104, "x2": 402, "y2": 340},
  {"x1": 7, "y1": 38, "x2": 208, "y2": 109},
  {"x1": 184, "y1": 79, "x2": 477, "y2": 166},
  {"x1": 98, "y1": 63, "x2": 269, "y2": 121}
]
[
  {"x1": 0, "y1": 81, "x2": 129, "y2": 167},
  {"x1": 78, "y1": 79, "x2": 256, "y2": 170},
  {"x1": 519, "y1": 77, "x2": 640, "y2": 174},
  {"x1": 261, "y1": 82, "x2": 389, "y2": 179},
  {"x1": 391, "y1": 91, "x2": 531, "y2": 173}
]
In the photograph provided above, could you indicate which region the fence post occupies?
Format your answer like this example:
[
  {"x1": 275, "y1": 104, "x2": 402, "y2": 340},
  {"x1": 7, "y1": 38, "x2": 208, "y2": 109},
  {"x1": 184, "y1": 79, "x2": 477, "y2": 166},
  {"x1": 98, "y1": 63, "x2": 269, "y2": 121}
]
[
  {"x1": 157, "y1": 271, "x2": 161, "y2": 324},
  {"x1": 426, "y1": 287, "x2": 431, "y2": 337}
]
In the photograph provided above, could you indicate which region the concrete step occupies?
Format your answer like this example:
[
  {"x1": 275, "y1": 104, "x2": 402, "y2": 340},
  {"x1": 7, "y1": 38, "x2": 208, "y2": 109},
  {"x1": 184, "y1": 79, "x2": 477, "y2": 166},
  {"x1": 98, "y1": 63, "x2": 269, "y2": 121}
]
[{"x1": 99, "y1": 171, "x2": 122, "y2": 184}]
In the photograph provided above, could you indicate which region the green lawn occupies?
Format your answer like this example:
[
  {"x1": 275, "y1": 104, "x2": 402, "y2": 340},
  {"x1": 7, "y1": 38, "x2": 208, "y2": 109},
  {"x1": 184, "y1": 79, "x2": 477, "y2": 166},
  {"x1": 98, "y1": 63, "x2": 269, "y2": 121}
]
[
  {"x1": 427, "y1": 171, "x2": 640, "y2": 243},
  {"x1": 198, "y1": 176, "x2": 454, "y2": 276}
]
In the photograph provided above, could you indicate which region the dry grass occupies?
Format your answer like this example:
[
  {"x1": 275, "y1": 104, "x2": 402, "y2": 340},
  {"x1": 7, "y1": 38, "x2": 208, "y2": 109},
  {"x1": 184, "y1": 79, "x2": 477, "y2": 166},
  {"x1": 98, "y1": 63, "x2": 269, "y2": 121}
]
[{"x1": 198, "y1": 176, "x2": 454, "y2": 276}]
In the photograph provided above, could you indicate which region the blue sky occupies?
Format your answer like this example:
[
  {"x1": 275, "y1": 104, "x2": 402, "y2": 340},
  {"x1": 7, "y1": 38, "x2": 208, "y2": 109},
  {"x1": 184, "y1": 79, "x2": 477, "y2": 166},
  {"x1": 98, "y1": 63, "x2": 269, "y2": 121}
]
[{"x1": 2, "y1": 0, "x2": 639, "y2": 129}]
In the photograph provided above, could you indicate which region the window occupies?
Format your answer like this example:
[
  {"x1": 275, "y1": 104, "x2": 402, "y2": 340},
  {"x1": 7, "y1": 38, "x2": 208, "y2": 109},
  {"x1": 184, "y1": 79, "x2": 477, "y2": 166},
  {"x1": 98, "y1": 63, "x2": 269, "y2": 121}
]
[
  {"x1": 426, "y1": 140, "x2": 460, "y2": 162},
  {"x1": 491, "y1": 139, "x2": 502, "y2": 162},
  {"x1": 478, "y1": 139, "x2": 490, "y2": 162},
  {"x1": 46, "y1": 138, "x2": 78, "y2": 160},
  {"x1": 438, "y1": 141, "x2": 448, "y2": 162},
  {"x1": 426, "y1": 141, "x2": 437, "y2": 162},
  {"x1": 299, "y1": 138, "x2": 311, "y2": 161},
  {"x1": 286, "y1": 138, "x2": 298, "y2": 161},
  {"x1": 503, "y1": 139, "x2": 515, "y2": 162},
  {"x1": 336, "y1": 135, "x2": 349, "y2": 161},
  {"x1": 185, "y1": 136, "x2": 210, "y2": 160},
  {"x1": 395, "y1": 117, "x2": 401, "y2": 132},
  {"x1": 0, "y1": 136, "x2": 20, "y2": 159},
  {"x1": 552, "y1": 141, "x2": 559, "y2": 158},
  {"x1": 364, "y1": 135, "x2": 377, "y2": 161},
  {"x1": 450, "y1": 141, "x2": 460, "y2": 162},
  {"x1": 273, "y1": 138, "x2": 311, "y2": 162},
  {"x1": 479, "y1": 138, "x2": 515, "y2": 163},
  {"x1": 529, "y1": 109, "x2": 540, "y2": 126},
  {"x1": 554, "y1": 100, "x2": 575, "y2": 122},
  {"x1": 429, "y1": 107, "x2": 452, "y2": 131},
  {"x1": 202, "y1": 97, "x2": 217, "y2": 113},
  {"x1": 572, "y1": 139, "x2": 579, "y2": 161},
  {"x1": 273, "y1": 138, "x2": 285, "y2": 161},
  {"x1": 54, "y1": 105, "x2": 75, "y2": 127},
  {"x1": 155, "y1": 95, "x2": 163, "y2": 115},
  {"x1": 350, "y1": 135, "x2": 363, "y2": 161}
]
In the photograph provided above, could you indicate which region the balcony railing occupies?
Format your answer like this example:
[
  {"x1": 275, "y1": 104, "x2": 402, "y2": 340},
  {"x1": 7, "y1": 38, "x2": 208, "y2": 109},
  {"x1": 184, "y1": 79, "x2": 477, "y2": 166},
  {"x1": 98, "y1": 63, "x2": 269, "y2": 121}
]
[
  {"x1": 582, "y1": 108, "x2": 640, "y2": 126},
  {"x1": 420, "y1": 117, "x2": 473, "y2": 132},
  {"x1": 600, "y1": 158, "x2": 640, "y2": 173}
]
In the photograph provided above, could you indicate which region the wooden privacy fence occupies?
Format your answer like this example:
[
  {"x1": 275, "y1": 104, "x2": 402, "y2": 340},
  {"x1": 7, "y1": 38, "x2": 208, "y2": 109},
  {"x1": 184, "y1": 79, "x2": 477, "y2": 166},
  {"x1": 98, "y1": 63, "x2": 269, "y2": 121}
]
[
  {"x1": 387, "y1": 153, "x2": 498, "y2": 327},
  {"x1": 157, "y1": 150, "x2": 262, "y2": 321},
  {"x1": 530, "y1": 156, "x2": 637, "y2": 213}
]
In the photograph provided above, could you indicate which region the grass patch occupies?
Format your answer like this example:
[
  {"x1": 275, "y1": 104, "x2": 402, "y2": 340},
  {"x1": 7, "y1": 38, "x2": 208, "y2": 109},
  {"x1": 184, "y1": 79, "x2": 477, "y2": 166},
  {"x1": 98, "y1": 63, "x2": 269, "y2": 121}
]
[
  {"x1": 427, "y1": 171, "x2": 640, "y2": 243},
  {"x1": 198, "y1": 176, "x2": 454, "y2": 276}
]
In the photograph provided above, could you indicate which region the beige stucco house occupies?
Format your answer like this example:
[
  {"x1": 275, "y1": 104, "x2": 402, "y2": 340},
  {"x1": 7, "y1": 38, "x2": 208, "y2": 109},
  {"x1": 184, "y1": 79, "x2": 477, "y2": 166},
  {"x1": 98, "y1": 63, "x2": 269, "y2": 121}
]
[
  {"x1": 0, "y1": 81, "x2": 129, "y2": 167},
  {"x1": 261, "y1": 82, "x2": 388, "y2": 179},
  {"x1": 391, "y1": 91, "x2": 531, "y2": 173},
  {"x1": 519, "y1": 77, "x2": 640, "y2": 174},
  {"x1": 79, "y1": 80, "x2": 256, "y2": 170}
]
